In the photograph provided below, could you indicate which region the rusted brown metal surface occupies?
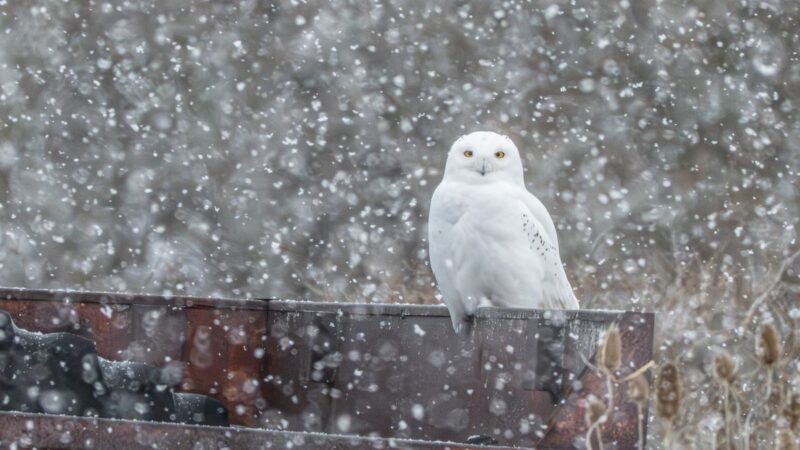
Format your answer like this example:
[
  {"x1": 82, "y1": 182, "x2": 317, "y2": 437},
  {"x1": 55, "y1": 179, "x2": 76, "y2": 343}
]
[{"x1": 0, "y1": 288, "x2": 654, "y2": 448}]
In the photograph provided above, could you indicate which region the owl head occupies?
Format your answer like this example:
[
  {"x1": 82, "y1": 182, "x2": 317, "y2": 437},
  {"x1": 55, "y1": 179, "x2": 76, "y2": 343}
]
[{"x1": 444, "y1": 131, "x2": 524, "y2": 185}]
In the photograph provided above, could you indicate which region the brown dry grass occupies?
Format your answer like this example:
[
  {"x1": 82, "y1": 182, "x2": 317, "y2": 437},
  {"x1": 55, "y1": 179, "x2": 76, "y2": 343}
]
[{"x1": 579, "y1": 246, "x2": 800, "y2": 449}]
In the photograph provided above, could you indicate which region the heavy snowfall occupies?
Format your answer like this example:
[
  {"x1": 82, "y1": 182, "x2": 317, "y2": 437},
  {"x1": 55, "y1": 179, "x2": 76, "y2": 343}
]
[{"x1": 0, "y1": 1, "x2": 798, "y2": 448}]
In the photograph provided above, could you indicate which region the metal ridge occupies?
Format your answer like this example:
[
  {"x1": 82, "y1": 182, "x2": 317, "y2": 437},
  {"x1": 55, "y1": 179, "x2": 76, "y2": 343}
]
[{"x1": 0, "y1": 286, "x2": 651, "y2": 320}]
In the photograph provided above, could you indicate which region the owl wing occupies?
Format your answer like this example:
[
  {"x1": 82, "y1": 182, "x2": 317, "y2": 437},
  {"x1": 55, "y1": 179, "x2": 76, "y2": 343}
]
[
  {"x1": 428, "y1": 184, "x2": 470, "y2": 331},
  {"x1": 518, "y1": 193, "x2": 579, "y2": 310}
]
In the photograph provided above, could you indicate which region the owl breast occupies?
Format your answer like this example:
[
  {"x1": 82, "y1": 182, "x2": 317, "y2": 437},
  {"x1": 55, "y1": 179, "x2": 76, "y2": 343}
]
[{"x1": 429, "y1": 182, "x2": 548, "y2": 315}]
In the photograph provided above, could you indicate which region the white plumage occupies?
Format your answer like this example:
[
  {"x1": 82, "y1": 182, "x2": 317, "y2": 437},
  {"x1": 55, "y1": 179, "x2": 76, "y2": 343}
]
[{"x1": 428, "y1": 131, "x2": 579, "y2": 332}]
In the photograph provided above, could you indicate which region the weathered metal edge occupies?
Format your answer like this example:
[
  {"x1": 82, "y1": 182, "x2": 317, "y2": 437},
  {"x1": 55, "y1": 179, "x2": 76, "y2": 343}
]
[
  {"x1": 0, "y1": 287, "x2": 267, "y2": 309},
  {"x1": 0, "y1": 411, "x2": 529, "y2": 450},
  {"x1": 0, "y1": 287, "x2": 652, "y2": 321}
]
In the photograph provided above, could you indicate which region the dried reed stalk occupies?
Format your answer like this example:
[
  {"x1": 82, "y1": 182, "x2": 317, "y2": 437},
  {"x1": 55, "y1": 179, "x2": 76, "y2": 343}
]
[
  {"x1": 656, "y1": 362, "x2": 682, "y2": 446},
  {"x1": 626, "y1": 374, "x2": 650, "y2": 450},
  {"x1": 583, "y1": 394, "x2": 607, "y2": 450},
  {"x1": 713, "y1": 351, "x2": 736, "y2": 449},
  {"x1": 596, "y1": 323, "x2": 622, "y2": 435}
]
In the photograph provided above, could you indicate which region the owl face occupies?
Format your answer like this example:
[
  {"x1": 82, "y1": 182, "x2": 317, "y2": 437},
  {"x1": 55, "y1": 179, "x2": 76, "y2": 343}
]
[{"x1": 445, "y1": 131, "x2": 524, "y2": 185}]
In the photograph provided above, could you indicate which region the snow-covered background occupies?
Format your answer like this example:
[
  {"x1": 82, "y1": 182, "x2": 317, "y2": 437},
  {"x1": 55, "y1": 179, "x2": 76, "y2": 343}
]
[{"x1": 0, "y1": 1, "x2": 798, "y2": 447}]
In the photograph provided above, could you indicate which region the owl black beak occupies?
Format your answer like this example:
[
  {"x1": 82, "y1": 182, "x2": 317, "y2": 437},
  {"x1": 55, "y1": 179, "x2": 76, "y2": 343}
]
[{"x1": 479, "y1": 160, "x2": 487, "y2": 176}]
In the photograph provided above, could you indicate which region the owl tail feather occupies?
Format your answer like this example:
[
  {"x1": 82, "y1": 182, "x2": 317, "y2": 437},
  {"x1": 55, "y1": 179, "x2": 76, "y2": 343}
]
[
  {"x1": 450, "y1": 312, "x2": 474, "y2": 337},
  {"x1": 447, "y1": 303, "x2": 470, "y2": 335}
]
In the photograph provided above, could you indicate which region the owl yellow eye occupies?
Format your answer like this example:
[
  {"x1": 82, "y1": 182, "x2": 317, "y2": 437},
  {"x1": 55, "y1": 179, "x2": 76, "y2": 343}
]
[
  {"x1": 495, "y1": 151, "x2": 505, "y2": 159},
  {"x1": 463, "y1": 150, "x2": 474, "y2": 158}
]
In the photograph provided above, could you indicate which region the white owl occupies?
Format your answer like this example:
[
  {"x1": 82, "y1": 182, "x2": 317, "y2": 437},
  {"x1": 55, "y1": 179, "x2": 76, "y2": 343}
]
[{"x1": 428, "y1": 131, "x2": 579, "y2": 332}]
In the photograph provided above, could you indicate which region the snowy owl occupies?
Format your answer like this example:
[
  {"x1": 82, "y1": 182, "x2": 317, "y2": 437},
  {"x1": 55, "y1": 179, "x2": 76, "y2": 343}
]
[{"x1": 428, "y1": 131, "x2": 579, "y2": 332}]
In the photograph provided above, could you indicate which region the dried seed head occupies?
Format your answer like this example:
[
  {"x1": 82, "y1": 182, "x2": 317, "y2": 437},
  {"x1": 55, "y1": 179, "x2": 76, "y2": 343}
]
[
  {"x1": 756, "y1": 323, "x2": 782, "y2": 367},
  {"x1": 597, "y1": 324, "x2": 622, "y2": 374},
  {"x1": 655, "y1": 362, "x2": 682, "y2": 422},
  {"x1": 775, "y1": 429, "x2": 799, "y2": 450},
  {"x1": 626, "y1": 373, "x2": 650, "y2": 406},
  {"x1": 712, "y1": 351, "x2": 736, "y2": 384},
  {"x1": 582, "y1": 394, "x2": 607, "y2": 427},
  {"x1": 784, "y1": 394, "x2": 800, "y2": 431}
]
